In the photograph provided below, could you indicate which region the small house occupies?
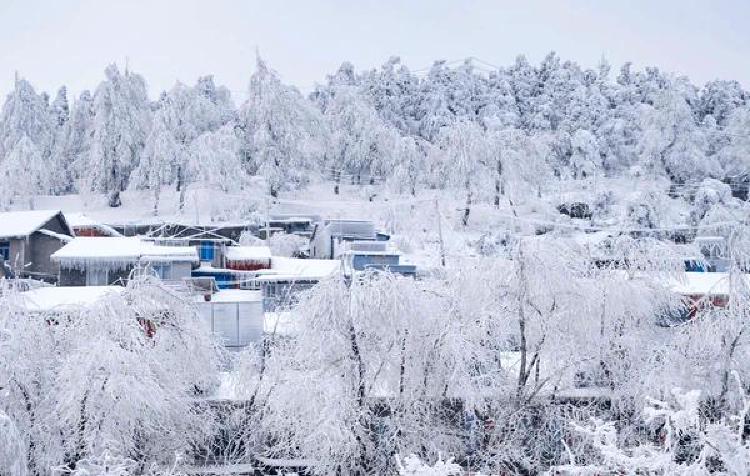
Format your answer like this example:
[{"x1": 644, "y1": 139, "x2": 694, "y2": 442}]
[
  {"x1": 52, "y1": 236, "x2": 198, "y2": 286},
  {"x1": 0, "y1": 210, "x2": 74, "y2": 282},
  {"x1": 341, "y1": 241, "x2": 417, "y2": 277},
  {"x1": 66, "y1": 213, "x2": 122, "y2": 237},
  {"x1": 309, "y1": 219, "x2": 380, "y2": 259}
]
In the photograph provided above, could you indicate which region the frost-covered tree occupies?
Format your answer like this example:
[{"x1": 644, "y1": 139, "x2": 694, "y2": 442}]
[
  {"x1": 241, "y1": 266, "x2": 529, "y2": 474},
  {"x1": 84, "y1": 64, "x2": 151, "y2": 207},
  {"x1": 240, "y1": 56, "x2": 323, "y2": 197},
  {"x1": 719, "y1": 106, "x2": 750, "y2": 180},
  {"x1": 63, "y1": 90, "x2": 96, "y2": 189},
  {"x1": 0, "y1": 77, "x2": 55, "y2": 202},
  {"x1": 0, "y1": 278, "x2": 222, "y2": 472},
  {"x1": 435, "y1": 120, "x2": 491, "y2": 225},
  {"x1": 0, "y1": 410, "x2": 26, "y2": 476},
  {"x1": 132, "y1": 78, "x2": 234, "y2": 211},
  {"x1": 0, "y1": 77, "x2": 54, "y2": 164},
  {"x1": 324, "y1": 86, "x2": 397, "y2": 193},
  {"x1": 0, "y1": 135, "x2": 45, "y2": 209},
  {"x1": 48, "y1": 86, "x2": 75, "y2": 193},
  {"x1": 391, "y1": 135, "x2": 428, "y2": 196},
  {"x1": 133, "y1": 104, "x2": 178, "y2": 214},
  {"x1": 188, "y1": 124, "x2": 246, "y2": 197},
  {"x1": 638, "y1": 78, "x2": 716, "y2": 182},
  {"x1": 569, "y1": 129, "x2": 600, "y2": 179}
]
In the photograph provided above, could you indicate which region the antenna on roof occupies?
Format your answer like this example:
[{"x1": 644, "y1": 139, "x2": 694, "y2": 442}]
[
  {"x1": 125, "y1": 56, "x2": 130, "y2": 74},
  {"x1": 14, "y1": 70, "x2": 19, "y2": 86}
]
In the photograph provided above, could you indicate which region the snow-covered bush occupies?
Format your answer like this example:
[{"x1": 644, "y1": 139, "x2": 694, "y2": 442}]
[
  {"x1": 560, "y1": 387, "x2": 750, "y2": 475},
  {"x1": 0, "y1": 410, "x2": 26, "y2": 476},
  {"x1": 691, "y1": 178, "x2": 733, "y2": 222},
  {"x1": 269, "y1": 232, "x2": 307, "y2": 257},
  {"x1": 396, "y1": 454, "x2": 462, "y2": 476}
]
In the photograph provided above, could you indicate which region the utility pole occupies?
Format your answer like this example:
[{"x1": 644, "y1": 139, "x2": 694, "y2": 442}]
[
  {"x1": 265, "y1": 194, "x2": 271, "y2": 246},
  {"x1": 435, "y1": 199, "x2": 446, "y2": 267}
]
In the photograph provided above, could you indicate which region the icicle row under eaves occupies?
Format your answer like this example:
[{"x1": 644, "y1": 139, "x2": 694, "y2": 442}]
[
  {"x1": 58, "y1": 255, "x2": 196, "y2": 271},
  {"x1": 58, "y1": 257, "x2": 138, "y2": 272}
]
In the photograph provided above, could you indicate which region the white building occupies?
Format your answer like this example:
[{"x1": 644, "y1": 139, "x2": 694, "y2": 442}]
[
  {"x1": 52, "y1": 236, "x2": 198, "y2": 286},
  {"x1": 195, "y1": 289, "x2": 265, "y2": 350},
  {"x1": 309, "y1": 219, "x2": 377, "y2": 259}
]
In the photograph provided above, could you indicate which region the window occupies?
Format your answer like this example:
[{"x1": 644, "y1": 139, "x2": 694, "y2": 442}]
[
  {"x1": 0, "y1": 241, "x2": 9, "y2": 262},
  {"x1": 86, "y1": 267, "x2": 109, "y2": 286},
  {"x1": 152, "y1": 264, "x2": 172, "y2": 280}
]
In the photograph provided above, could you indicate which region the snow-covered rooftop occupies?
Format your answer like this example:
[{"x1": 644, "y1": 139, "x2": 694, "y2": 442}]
[
  {"x1": 52, "y1": 236, "x2": 198, "y2": 268},
  {"x1": 225, "y1": 245, "x2": 272, "y2": 261},
  {"x1": 668, "y1": 272, "x2": 749, "y2": 296},
  {"x1": 255, "y1": 257, "x2": 340, "y2": 282},
  {"x1": 37, "y1": 229, "x2": 74, "y2": 242},
  {"x1": 195, "y1": 289, "x2": 262, "y2": 303},
  {"x1": 0, "y1": 210, "x2": 67, "y2": 239},
  {"x1": 65, "y1": 212, "x2": 99, "y2": 228},
  {"x1": 19, "y1": 286, "x2": 125, "y2": 312}
]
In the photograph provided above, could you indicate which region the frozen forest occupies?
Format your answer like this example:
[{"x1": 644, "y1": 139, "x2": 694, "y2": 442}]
[
  {"x1": 0, "y1": 53, "x2": 748, "y2": 219},
  {"x1": 1, "y1": 51, "x2": 750, "y2": 476}
]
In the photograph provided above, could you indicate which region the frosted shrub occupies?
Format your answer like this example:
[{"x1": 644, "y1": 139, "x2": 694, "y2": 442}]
[
  {"x1": 269, "y1": 232, "x2": 307, "y2": 257},
  {"x1": 396, "y1": 454, "x2": 462, "y2": 476}
]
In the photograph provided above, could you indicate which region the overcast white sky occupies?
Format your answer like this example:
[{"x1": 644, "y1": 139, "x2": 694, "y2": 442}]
[{"x1": 1, "y1": 0, "x2": 748, "y2": 103}]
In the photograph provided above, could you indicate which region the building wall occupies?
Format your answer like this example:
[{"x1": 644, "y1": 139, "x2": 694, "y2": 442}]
[
  {"x1": 18, "y1": 214, "x2": 72, "y2": 281},
  {"x1": 74, "y1": 227, "x2": 108, "y2": 237},
  {"x1": 169, "y1": 262, "x2": 193, "y2": 281},
  {"x1": 27, "y1": 233, "x2": 65, "y2": 279},
  {"x1": 59, "y1": 268, "x2": 86, "y2": 286},
  {"x1": 351, "y1": 254, "x2": 401, "y2": 270},
  {"x1": 59, "y1": 265, "x2": 134, "y2": 286},
  {"x1": 197, "y1": 299, "x2": 264, "y2": 348},
  {"x1": 44, "y1": 215, "x2": 73, "y2": 235},
  {"x1": 226, "y1": 260, "x2": 271, "y2": 271}
]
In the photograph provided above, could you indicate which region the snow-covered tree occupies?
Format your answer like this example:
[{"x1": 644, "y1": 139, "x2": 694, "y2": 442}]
[
  {"x1": 0, "y1": 278, "x2": 222, "y2": 472},
  {"x1": 62, "y1": 90, "x2": 96, "y2": 189},
  {"x1": 188, "y1": 124, "x2": 246, "y2": 196},
  {"x1": 132, "y1": 78, "x2": 235, "y2": 212},
  {"x1": 84, "y1": 64, "x2": 151, "y2": 207},
  {"x1": 0, "y1": 78, "x2": 54, "y2": 164},
  {"x1": 391, "y1": 135, "x2": 428, "y2": 196},
  {"x1": 435, "y1": 120, "x2": 491, "y2": 225},
  {"x1": 240, "y1": 56, "x2": 323, "y2": 197},
  {"x1": 0, "y1": 134, "x2": 45, "y2": 209},
  {"x1": 324, "y1": 86, "x2": 397, "y2": 193}
]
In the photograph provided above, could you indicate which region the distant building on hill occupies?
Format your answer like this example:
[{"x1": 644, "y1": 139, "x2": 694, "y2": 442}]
[
  {"x1": 309, "y1": 219, "x2": 381, "y2": 259},
  {"x1": 341, "y1": 241, "x2": 417, "y2": 278}
]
